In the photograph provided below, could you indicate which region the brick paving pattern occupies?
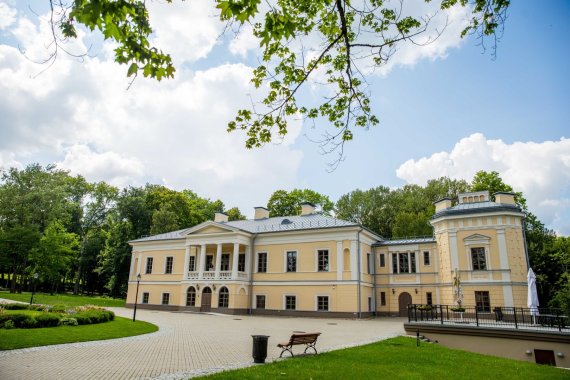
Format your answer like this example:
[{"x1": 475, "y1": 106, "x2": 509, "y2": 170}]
[{"x1": 0, "y1": 304, "x2": 405, "y2": 380}]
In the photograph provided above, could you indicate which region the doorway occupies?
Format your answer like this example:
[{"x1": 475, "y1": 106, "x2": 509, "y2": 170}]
[
  {"x1": 200, "y1": 287, "x2": 212, "y2": 312},
  {"x1": 398, "y1": 292, "x2": 412, "y2": 317}
]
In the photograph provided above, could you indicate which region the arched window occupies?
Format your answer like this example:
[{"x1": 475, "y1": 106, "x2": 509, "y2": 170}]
[
  {"x1": 186, "y1": 286, "x2": 196, "y2": 306},
  {"x1": 218, "y1": 287, "x2": 229, "y2": 308}
]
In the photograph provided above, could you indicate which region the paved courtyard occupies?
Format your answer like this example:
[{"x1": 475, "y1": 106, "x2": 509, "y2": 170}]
[{"x1": 0, "y1": 306, "x2": 405, "y2": 380}]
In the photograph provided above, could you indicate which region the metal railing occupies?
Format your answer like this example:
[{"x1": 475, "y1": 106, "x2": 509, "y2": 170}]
[{"x1": 407, "y1": 304, "x2": 569, "y2": 332}]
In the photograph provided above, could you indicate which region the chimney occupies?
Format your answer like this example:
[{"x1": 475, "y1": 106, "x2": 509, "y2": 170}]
[
  {"x1": 434, "y1": 198, "x2": 452, "y2": 213},
  {"x1": 214, "y1": 212, "x2": 228, "y2": 223},
  {"x1": 300, "y1": 202, "x2": 317, "y2": 216},
  {"x1": 254, "y1": 207, "x2": 270, "y2": 219},
  {"x1": 494, "y1": 192, "x2": 516, "y2": 205}
]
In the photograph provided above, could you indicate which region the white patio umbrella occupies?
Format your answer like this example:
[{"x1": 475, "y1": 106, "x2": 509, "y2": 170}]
[{"x1": 527, "y1": 268, "x2": 540, "y2": 323}]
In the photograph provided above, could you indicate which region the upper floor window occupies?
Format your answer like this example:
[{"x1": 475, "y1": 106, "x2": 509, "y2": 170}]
[
  {"x1": 257, "y1": 252, "x2": 267, "y2": 273},
  {"x1": 471, "y1": 247, "x2": 487, "y2": 270},
  {"x1": 206, "y1": 255, "x2": 214, "y2": 271},
  {"x1": 317, "y1": 250, "x2": 329, "y2": 271},
  {"x1": 286, "y1": 251, "x2": 297, "y2": 272},
  {"x1": 145, "y1": 257, "x2": 153, "y2": 274},
  {"x1": 188, "y1": 256, "x2": 196, "y2": 271},
  {"x1": 221, "y1": 254, "x2": 230, "y2": 271},
  {"x1": 238, "y1": 254, "x2": 246, "y2": 272},
  {"x1": 392, "y1": 252, "x2": 416, "y2": 274},
  {"x1": 367, "y1": 253, "x2": 372, "y2": 274},
  {"x1": 165, "y1": 256, "x2": 173, "y2": 274},
  {"x1": 379, "y1": 254, "x2": 385, "y2": 267},
  {"x1": 423, "y1": 251, "x2": 430, "y2": 266}
]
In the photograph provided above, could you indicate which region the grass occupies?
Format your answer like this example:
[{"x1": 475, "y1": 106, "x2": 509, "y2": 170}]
[
  {"x1": 0, "y1": 291, "x2": 125, "y2": 307},
  {"x1": 203, "y1": 337, "x2": 567, "y2": 380},
  {"x1": 4, "y1": 309, "x2": 47, "y2": 317},
  {"x1": 0, "y1": 316, "x2": 157, "y2": 350}
]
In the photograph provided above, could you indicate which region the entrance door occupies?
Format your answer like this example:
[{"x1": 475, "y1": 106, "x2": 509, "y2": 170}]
[
  {"x1": 398, "y1": 292, "x2": 412, "y2": 317},
  {"x1": 200, "y1": 287, "x2": 212, "y2": 312},
  {"x1": 535, "y1": 350, "x2": 556, "y2": 366}
]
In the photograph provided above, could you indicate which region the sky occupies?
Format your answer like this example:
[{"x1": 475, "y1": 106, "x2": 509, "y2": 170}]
[{"x1": 0, "y1": 1, "x2": 569, "y2": 234}]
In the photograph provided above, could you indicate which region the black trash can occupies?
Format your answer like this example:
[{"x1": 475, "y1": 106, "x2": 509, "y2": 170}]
[{"x1": 251, "y1": 335, "x2": 270, "y2": 363}]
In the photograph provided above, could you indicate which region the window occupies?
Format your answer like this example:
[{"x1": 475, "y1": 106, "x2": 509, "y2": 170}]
[
  {"x1": 206, "y1": 255, "x2": 214, "y2": 271},
  {"x1": 380, "y1": 292, "x2": 386, "y2": 306},
  {"x1": 145, "y1": 257, "x2": 153, "y2": 274},
  {"x1": 285, "y1": 295, "x2": 296, "y2": 310},
  {"x1": 162, "y1": 293, "x2": 170, "y2": 305},
  {"x1": 188, "y1": 256, "x2": 196, "y2": 271},
  {"x1": 379, "y1": 254, "x2": 385, "y2": 267},
  {"x1": 475, "y1": 291, "x2": 490, "y2": 312},
  {"x1": 256, "y1": 295, "x2": 266, "y2": 309},
  {"x1": 221, "y1": 254, "x2": 230, "y2": 271},
  {"x1": 238, "y1": 254, "x2": 246, "y2": 272},
  {"x1": 165, "y1": 257, "x2": 173, "y2": 274},
  {"x1": 218, "y1": 287, "x2": 229, "y2": 308},
  {"x1": 426, "y1": 292, "x2": 433, "y2": 306},
  {"x1": 142, "y1": 292, "x2": 149, "y2": 304},
  {"x1": 367, "y1": 253, "x2": 372, "y2": 274},
  {"x1": 471, "y1": 247, "x2": 487, "y2": 270},
  {"x1": 423, "y1": 251, "x2": 430, "y2": 266},
  {"x1": 286, "y1": 251, "x2": 297, "y2": 272},
  {"x1": 317, "y1": 250, "x2": 329, "y2": 271},
  {"x1": 317, "y1": 296, "x2": 329, "y2": 311},
  {"x1": 257, "y1": 252, "x2": 267, "y2": 273},
  {"x1": 186, "y1": 287, "x2": 196, "y2": 306},
  {"x1": 393, "y1": 253, "x2": 417, "y2": 274}
]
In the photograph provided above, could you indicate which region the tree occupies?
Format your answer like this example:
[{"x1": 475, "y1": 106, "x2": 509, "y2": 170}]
[
  {"x1": 51, "y1": 1, "x2": 509, "y2": 161},
  {"x1": 0, "y1": 226, "x2": 41, "y2": 293},
  {"x1": 267, "y1": 189, "x2": 334, "y2": 217},
  {"x1": 471, "y1": 170, "x2": 526, "y2": 209},
  {"x1": 225, "y1": 207, "x2": 247, "y2": 221},
  {"x1": 150, "y1": 205, "x2": 180, "y2": 235}
]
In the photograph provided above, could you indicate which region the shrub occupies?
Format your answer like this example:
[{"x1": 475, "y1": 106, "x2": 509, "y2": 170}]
[
  {"x1": 60, "y1": 317, "x2": 78, "y2": 326},
  {"x1": 2, "y1": 303, "x2": 29, "y2": 310},
  {"x1": 51, "y1": 304, "x2": 67, "y2": 313},
  {"x1": 36, "y1": 313, "x2": 61, "y2": 328},
  {"x1": 0, "y1": 313, "x2": 29, "y2": 328},
  {"x1": 74, "y1": 309, "x2": 115, "y2": 325},
  {"x1": 21, "y1": 317, "x2": 37, "y2": 328},
  {"x1": 3, "y1": 320, "x2": 14, "y2": 329}
]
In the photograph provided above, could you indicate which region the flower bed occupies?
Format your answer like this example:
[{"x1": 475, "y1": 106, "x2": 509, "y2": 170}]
[{"x1": 0, "y1": 303, "x2": 114, "y2": 329}]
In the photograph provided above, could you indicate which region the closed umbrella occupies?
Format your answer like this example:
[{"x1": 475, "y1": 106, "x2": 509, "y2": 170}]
[{"x1": 527, "y1": 268, "x2": 539, "y2": 323}]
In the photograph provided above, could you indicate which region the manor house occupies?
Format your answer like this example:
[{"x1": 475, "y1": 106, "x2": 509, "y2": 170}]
[{"x1": 126, "y1": 191, "x2": 528, "y2": 317}]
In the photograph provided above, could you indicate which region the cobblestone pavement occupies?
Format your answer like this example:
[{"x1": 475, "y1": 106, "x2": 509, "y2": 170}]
[{"x1": 0, "y1": 304, "x2": 405, "y2": 380}]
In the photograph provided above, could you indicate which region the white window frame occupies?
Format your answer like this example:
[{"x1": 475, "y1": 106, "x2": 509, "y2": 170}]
[
  {"x1": 164, "y1": 256, "x2": 174, "y2": 274},
  {"x1": 283, "y1": 294, "x2": 297, "y2": 310},
  {"x1": 254, "y1": 294, "x2": 267, "y2": 309},
  {"x1": 145, "y1": 256, "x2": 154, "y2": 274},
  {"x1": 142, "y1": 292, "x2": 150, "y2": 304},
  {"x1": 379, "y1": 253, "x2": 385, "y2": 268},
  {"x1": 256, "y1": 251, "x2": 268, "y2": 273},
  {"x1": 315, "y1": 248, "x2": 330, "y2": 272},
  {"x1": 463, "y1": 234, "x2": 491, "y2": 271},
  {"x1": 392, "y1": 252, "x2": 417, "y2": 274},
  {"x1": 161, "y1": 292, "x2": 170, "y2": 305},
  {"x1": 284, "y1": 250, "x2": 298, "y2": 273},
  {"x1": 423, "y1": 251, "x2": 431, "y2": 266},
  {"x1": 315, "y1": 294, "x2": 330, "y2": 312}
]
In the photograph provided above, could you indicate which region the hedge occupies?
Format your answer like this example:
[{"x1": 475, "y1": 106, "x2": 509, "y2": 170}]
[{"x1": 0, "y1": 305, "x2": 115, "y2": 329}]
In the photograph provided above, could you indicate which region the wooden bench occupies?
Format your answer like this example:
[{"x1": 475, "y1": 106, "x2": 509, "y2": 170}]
[{"x1": 277, "y1": 332, "x2": 321, "y2": 357}]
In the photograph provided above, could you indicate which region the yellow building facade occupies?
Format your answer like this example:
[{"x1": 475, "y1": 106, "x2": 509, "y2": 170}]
[{"x1": 126, "y1": 192, "x2": 528, "y2": 317}]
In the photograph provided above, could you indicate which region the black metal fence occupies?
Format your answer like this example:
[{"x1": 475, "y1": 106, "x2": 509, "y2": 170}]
[{"x1": 407, "y1": 304, "x2": 569, "y2": 332}]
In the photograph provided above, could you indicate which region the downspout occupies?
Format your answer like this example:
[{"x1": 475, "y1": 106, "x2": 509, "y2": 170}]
[
  {"x1": 372, "y1": 244, "x2": 377, "y2": 317},
  {"x1": 248, "y1": 233, "x2": 258, "y2": 315},
  {"x1": 357, "y1": 228, "x2": 363, "y2": 319}
]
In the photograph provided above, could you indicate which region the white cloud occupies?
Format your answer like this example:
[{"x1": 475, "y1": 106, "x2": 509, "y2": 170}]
[
  {"x1": 228, "y1": 24, "x2": 259, "y2": 58},
  {"x1": 0, "y1": 2, "x2": 16, "y2": 30},
  {"x1": 396, "y1": 133, "x2": 570, "y2": 235}
]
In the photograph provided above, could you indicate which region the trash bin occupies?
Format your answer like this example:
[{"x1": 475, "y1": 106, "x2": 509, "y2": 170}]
[{"x1": 251, "y1": 335, "x2": 270, "y2": 363}]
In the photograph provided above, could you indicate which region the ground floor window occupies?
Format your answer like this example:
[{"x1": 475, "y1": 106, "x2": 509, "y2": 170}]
[
  {"x1": 218, "y1": 287, "x2": 229, "y2": 308},
  {"x1": 317, "y1": 296, "x2": 329, "y2": 311},
  {"x1": 426, "y1": 292, "x2": 433, "y2": 306},
  {"x1": 256, "y1": 295, "x2": 266, "y2": 309},
  {"x1": 285, "y1": 295, "x2": 296, "y2": 310},
  {"x1": 475, "y1": 291, "x2": 490, "y2": 312},
  {"x1": 142, "y1": 292, "x2": 149, "y2": 304},
  {"x1": 162, "y1": 293, "x2": 170, "y2": 305},
  {"x1": 380, "y1": 292, "x2": 386, "y2": 306},
  {"x1": 186, "y1": 287, "x2": 196, "y2": 306}
]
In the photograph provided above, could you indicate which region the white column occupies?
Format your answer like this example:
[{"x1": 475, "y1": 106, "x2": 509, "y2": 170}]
[
  {"x1": 215, "y1": 243, "x2": 222, "y2": 278},
  {"x1": 232, "y1": 243, "x2": 240, "y2": 279},
  {"x1": 198, "y1": 244, "x2": 206, "y2": 279},
  {"x1": 336, "y1": 241, "x2": 343, "y2": 281},
  {"x1": 183, "y1": 246, "x2": 190, "y2": 280},
  {"x1": 350, "y1": 240, "x2": 358, "y2": 280},
  {"x1": 245, "y1": 245, "x2": 252, "y2": 278}
]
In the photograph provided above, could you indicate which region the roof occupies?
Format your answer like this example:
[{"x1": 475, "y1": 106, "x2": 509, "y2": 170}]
[
  {"x1": 374, "y1": 237, "x2": 436, "y2": 247},
  {"x1": 130, "y1": 214, "x2": 360, "y2": 243},
  {"x1": 432, "y1": 201, "x2": 522, "y2": 219}
]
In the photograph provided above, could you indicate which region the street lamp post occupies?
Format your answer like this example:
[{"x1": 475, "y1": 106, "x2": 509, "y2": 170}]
[
  {"x1": 132, "y1": 273, "x2": 141, "y2": 322},
  {"x1": 29, "y1": 273, "x2": 39, "y2": 305}
]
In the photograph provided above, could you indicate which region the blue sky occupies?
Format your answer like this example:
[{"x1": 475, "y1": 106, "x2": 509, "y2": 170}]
[{"x1": 0, "y1": 1, "x2": 568, "y2": 234}]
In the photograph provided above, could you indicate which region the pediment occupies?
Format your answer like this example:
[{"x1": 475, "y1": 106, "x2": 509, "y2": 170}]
[
  {"x1": 463, "y1": 233, "x2": 491, "y2": 242},
  {"x1": 183, "y1": 221, "x2": 240, "y2": 236}
]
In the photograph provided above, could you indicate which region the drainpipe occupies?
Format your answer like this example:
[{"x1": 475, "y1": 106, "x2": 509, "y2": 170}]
[
  {"x1": 372, "y1": 244, "x2": 377, "y2": 317},
  {"x1": 357, "y1": 228, "x2": 363, "y2": 319},
  {"x1": 248, "y1": 233, "x2": 258, "y2": 315}
]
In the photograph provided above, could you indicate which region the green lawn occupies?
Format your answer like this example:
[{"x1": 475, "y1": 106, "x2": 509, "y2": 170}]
[
  {"x1": 0, "y1": 291, "x2": 125, "y2": 307},
  {"x1": 203, "y1": 337, "x2": 567, "y2": 380},
  {"x1": 0, "y1": 316, "x2": 157, "y2": 350}
]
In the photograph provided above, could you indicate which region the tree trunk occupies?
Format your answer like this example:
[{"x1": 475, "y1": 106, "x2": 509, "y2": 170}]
[
  {"x1": 73, "y1": 235, "x2": 87, "y2": 295},
  {"x1": 10, "y1": 267, "x2": 16, "y2": 293}
]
